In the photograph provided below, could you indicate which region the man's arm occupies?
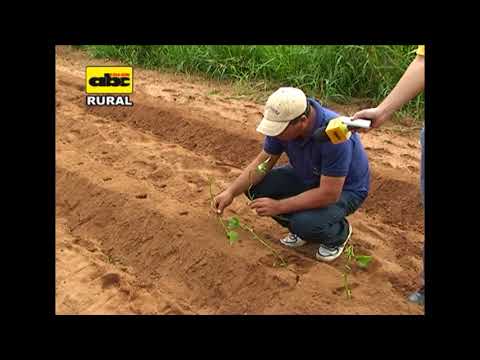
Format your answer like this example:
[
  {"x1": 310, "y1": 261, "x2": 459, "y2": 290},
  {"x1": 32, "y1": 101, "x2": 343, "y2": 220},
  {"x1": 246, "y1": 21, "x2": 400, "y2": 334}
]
[
  {"x1": 227, "y1": 150, "x2": 280, "y2": 197},
  {"x1": 278, "y1": 175, "x2": 345, "y2": 213},
  {"x1": 213, "y1": 149, "x2": 281, "y2": 214}
]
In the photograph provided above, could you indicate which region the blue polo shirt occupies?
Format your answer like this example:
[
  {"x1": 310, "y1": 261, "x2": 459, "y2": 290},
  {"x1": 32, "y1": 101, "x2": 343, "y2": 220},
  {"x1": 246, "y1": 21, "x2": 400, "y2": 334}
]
[{"x1": 263, "y1": 98, "x2": 370, "y2": 198}]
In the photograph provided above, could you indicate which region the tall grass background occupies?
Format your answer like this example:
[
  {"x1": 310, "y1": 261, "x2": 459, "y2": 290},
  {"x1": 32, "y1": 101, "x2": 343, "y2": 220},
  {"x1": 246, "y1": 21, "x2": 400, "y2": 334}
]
[{"x1": 78, "y1": 45, "x2": 424, "y2": 120}]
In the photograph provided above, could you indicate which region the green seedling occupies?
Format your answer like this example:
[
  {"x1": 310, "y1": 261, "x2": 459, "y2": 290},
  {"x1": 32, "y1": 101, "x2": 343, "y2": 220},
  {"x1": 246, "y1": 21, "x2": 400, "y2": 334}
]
[
  {"x1": 227, "y1": 216, "x2": 240, "y2": 229},
  {"x1": 345, "y1": 245, "x2": 372, "y2": 268},
  {"x1": 342, "y1": 244, "x2": 373, "y2": 299},
  {"x1": 209, "y1": 175, "x2": 288, "y2": 267},
  {"x1": 209, "y1": 176, "x2": 239, "y2": 245},
  {"x1": 226, "y1": 216, "x2": 240, "y2": 245},
  {"x1": 226, "y1": 230, "x2": 239, "y2": 245}
]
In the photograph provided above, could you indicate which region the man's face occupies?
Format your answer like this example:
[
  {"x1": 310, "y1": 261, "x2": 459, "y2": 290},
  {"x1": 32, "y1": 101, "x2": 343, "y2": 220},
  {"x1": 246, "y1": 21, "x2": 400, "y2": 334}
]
[{"x1": 275, "y1": 116, "x2": 306, "y2": 141}]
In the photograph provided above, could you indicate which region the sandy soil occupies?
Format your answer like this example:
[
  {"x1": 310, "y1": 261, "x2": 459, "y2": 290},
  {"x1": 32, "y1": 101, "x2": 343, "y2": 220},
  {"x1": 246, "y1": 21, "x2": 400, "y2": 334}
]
[{"x1": 55, "y1": 46, "x2": 424, "y2": 315}]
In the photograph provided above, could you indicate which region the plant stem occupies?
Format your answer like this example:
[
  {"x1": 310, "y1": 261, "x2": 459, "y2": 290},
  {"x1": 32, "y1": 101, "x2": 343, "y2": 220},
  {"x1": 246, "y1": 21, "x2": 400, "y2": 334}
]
[
  {"x1": 343, "y1": 272, "x2": 352, "y2": 300},
  {"x1": 209, "y1": 177, "x2": 230, "y2": 238},
  {"x1": 210, "y1": 166, "x2": 289, "y2": 265},
  {"x1": 240, "y1": 223, "x2": 287, "y2": 267},
  {"x1": 343, "y1": 245, "x2": 353, "y2": 300},
  {"x1": 218, "y1": 217, "x2": 230, "y2": 238}
]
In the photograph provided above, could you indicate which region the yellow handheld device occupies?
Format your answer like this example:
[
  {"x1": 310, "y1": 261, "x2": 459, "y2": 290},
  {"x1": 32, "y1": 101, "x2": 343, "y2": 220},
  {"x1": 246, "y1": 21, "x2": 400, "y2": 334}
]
[
  {"x1": 325, "y1": 117, "x2": 352, "y2": 144},
  {"x1": 314, "y1": 116, "x2": 371, "y2": 144}
]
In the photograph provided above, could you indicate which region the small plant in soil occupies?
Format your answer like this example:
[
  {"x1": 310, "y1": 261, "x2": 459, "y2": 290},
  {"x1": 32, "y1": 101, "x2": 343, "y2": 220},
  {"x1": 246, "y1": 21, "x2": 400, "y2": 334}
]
[
  {"x1": 209, "y1": 178, "x2": 240, "y2": 245},
  {"x1": 343, "y1": 244, "x2": 373, "y2": 299},
  {"x1": 209, "y1": 156, "x2": 287, "y2": 267}
]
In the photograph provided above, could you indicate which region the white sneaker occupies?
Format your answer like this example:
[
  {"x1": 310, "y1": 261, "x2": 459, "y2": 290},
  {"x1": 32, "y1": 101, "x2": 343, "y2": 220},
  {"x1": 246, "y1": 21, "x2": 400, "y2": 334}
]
[
  {"x1": 315, "y1": 222, "x2": 353, "y2": 262},
  {"x1": 408, "y1": 286, "x2": 425, "y2": 305},
  {"x1": 280, "y1": 233, "x2": 307, "y2": 247}
]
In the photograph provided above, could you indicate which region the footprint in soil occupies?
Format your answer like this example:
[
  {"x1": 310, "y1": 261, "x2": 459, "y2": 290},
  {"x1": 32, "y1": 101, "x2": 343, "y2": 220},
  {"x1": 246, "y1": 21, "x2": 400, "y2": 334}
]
[
  {"x1": 383, "y1": 139, "x2": 399, "y2": 146},
  {"x1": 353, "y1": 238, "x2": 377, "y2": 251},
  {"x1": 258, "y1": 253, "x2": 288, "y2": 269},
  {"x1": 371, "y1": 148, "x2": 393, "y2": 156},
  {"x1": 284, "y1": 254, "x2": 316, "y2": 274},
  {"x1": 183, "y1": 173, "x2": 209, "y2": 187},
  {"x1": 148, "y1": 167, "x2": 174, "y2": 182},
  {"x1": 101, "y1": 273, "x2": 121, "y2": 289},
  {"x1": 407, "y1": 165, "x2": 419, "y2": 173},
  {"x1": 132, "y1": 160, "x2": 158, "y2": 173},
  {"x1": 385, "y1": 273, "x2": 417, "y2": 296},
  {"x1": 401, "y1": 153, "x2": 418, "y2": 161}
]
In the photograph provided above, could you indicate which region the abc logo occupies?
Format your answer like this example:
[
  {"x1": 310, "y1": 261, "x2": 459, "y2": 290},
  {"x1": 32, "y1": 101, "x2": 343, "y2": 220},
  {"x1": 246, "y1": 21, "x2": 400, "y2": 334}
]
[
  {"x1": 86, "y1": 67, "x2": 133, "y2": 94},
  {"x1": 89, "y1": 73, "x2": 130, "y2": 87}
]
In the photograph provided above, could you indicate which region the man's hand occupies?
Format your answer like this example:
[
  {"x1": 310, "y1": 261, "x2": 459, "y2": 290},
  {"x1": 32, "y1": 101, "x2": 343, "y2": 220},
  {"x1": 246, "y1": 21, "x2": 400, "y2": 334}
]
[
  {"x1": 212, "y1": 190, "x2": 234, "y2": 215},
  {"x1": 250, "y1": 198, "x2": 284, "y2": 217},
  {"x1": 351, "y1": 107, "x2": 391, "y2": 133}
]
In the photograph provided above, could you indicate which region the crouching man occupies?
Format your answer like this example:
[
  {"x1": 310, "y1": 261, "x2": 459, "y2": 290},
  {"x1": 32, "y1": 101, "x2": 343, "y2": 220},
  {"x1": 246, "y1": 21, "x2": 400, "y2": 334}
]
[{"x1": 213, "y1": 87, "x2": 370, "y2": 262}]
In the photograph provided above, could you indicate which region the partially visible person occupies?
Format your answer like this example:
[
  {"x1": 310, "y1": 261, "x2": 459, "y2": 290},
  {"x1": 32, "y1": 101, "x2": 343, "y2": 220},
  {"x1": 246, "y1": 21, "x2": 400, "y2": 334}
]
[{"x1": 352, "y1": 45, "x2": 425, "y2": 305}]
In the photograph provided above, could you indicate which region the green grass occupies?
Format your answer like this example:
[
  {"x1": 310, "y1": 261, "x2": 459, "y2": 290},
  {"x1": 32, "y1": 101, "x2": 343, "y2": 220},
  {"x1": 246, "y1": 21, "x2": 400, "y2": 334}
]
[{"x1": 79, "y1": 45, "x2": 424, "y2": 121}]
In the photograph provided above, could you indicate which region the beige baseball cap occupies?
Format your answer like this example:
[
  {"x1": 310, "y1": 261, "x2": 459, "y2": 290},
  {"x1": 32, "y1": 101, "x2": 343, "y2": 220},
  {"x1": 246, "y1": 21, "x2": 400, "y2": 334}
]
[{"x1": 256, "y1": 87, "x2": 307, "y2": 136}]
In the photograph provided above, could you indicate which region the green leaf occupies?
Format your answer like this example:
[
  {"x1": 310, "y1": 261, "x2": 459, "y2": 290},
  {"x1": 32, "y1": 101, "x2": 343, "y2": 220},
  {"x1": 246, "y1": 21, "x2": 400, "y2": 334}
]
[
  {"x1": 356, "y1": 255, "x2": 373, "y2": 268},
  {"x1": 227, "y1": 216, "x2": 240, "y2": 229},
  {"x1": 227, "y1": 231, "x2": 239, "y2": 245}
]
